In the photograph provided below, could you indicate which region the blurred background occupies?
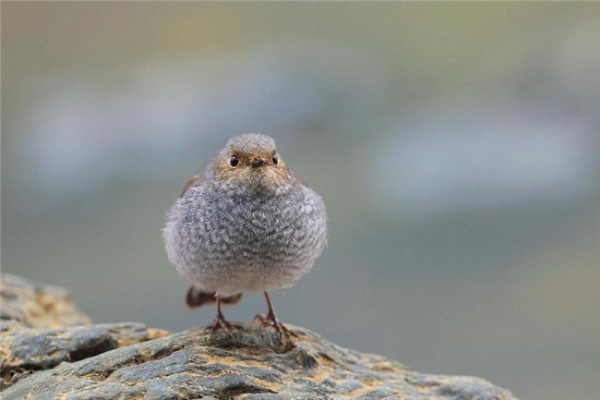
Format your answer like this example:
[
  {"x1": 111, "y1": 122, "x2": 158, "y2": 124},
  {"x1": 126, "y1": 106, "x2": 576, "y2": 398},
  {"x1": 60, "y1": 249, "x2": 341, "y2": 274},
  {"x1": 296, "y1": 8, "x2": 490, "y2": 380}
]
[{"x1": 2, "y1": 3, "x2": 599, "y2": 399}]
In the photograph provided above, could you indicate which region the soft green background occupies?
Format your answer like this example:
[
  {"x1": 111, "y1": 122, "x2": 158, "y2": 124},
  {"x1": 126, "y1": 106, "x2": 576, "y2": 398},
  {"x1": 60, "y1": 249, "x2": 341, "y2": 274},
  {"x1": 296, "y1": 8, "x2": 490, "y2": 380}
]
[{"x1": 3, "y1": 3, "x2": 599, "y2": 400}]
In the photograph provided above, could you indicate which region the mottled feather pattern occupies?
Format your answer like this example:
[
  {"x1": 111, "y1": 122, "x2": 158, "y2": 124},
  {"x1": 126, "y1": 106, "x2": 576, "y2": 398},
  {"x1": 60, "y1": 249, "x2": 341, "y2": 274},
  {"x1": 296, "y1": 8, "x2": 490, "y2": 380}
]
[{"x1": 163, "y1": 169, "x2": 327, "y2": 296}]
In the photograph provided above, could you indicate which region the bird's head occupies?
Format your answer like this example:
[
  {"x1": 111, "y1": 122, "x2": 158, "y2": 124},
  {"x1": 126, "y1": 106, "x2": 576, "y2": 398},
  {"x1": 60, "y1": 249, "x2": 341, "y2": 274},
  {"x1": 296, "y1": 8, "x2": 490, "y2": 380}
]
[{"x1": 213, "y1": 133, "x2": 292, "y2": 189}]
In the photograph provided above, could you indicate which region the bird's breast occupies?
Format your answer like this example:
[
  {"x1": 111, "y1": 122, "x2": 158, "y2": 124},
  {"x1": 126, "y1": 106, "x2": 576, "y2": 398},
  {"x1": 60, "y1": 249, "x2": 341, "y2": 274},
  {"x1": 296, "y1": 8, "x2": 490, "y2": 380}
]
[
  {"x1": 163, "y1": 179, "x2": 327, "y2": 293},
  {"x1": 179, "y1": 181, "x2": 325, "y2": 266}
]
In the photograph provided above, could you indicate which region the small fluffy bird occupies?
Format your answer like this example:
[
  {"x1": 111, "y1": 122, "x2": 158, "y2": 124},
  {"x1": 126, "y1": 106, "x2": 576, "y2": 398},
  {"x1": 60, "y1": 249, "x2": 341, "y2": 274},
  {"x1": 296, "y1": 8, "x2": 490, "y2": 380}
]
[{"x1": 162, "y1": 134, "x2": 327, "y2": 334}]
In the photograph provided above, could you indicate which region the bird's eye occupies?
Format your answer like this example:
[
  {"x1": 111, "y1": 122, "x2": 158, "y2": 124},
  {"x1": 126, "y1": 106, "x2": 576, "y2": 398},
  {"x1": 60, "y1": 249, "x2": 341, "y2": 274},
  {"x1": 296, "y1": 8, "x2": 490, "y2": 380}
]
[
  {"x1": 272, "y1": 154, "x2": 278, "y2": 165},
  {"x1": 230, "y1": 155, "x2": 239, "y2": 167}
]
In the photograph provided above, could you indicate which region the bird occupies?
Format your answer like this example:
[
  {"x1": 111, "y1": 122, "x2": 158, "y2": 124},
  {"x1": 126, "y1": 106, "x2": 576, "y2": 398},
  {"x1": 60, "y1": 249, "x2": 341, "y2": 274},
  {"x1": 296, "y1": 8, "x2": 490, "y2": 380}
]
[{"x1": 162, "y1": 133, "x2": 327, "y2": 335}]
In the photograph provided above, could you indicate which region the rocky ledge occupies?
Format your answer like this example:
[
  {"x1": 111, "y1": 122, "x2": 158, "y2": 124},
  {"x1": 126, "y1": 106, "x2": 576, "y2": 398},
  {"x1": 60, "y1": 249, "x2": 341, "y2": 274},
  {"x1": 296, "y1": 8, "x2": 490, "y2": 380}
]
[{"x1": 0, "y1": 274, "x2": 518, "y2": 399}]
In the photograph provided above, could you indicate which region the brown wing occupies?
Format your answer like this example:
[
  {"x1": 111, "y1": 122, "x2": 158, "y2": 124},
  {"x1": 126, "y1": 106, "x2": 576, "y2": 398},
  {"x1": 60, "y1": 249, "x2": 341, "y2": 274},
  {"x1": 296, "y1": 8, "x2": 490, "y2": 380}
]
[
  {"x1": 180, "y1": 173, "x2": 204, "y2": 197},
  {"x1": 290, "y1": 169, "x2": 308, "y2": 187},
  {"x1": 180, "y1": 154, "x2": 222, "y2": 197},
  {"x1": 185, "y1": 287, "x2": 243, "y2": 309},
  {"x1": 185, "y1": 287, "x2": 217, "y2": 308},
  {"x1": 221, "y1": 293, "x2": 243, "y2": 305}
]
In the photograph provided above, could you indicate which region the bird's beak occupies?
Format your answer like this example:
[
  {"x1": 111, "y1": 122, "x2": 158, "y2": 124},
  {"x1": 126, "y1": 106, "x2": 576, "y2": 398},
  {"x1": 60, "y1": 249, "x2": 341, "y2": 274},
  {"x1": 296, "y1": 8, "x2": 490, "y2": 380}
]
[{"x1": 251, "y1": 157, "x2": 265, "y2": 168}]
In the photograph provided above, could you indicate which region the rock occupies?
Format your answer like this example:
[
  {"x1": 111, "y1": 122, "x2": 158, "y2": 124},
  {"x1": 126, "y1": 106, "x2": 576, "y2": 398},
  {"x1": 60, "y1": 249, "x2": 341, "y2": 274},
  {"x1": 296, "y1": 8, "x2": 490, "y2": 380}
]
[
  {"x1": 0, "y1": 274, "x2": 170, "y2": 389},
  {"x1": 2, "y1": 325, "x2": 516, "y2": 400},
  {"x1": 0, "y1": 321, "x2": 170, "y2": 390},
  {"x1": 0, "y1": 273, "x2": 92, "y2": 329},
  {"x1": 0, "y1": 274, "x2": 518, "y2": 399}
]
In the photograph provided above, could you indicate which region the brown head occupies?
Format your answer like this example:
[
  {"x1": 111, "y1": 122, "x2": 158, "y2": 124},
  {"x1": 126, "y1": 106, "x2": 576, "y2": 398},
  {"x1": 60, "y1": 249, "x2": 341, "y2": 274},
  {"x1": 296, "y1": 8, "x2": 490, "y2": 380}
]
[{"x1": 212, "y1": 133, "x2": 292, "y2": 189}]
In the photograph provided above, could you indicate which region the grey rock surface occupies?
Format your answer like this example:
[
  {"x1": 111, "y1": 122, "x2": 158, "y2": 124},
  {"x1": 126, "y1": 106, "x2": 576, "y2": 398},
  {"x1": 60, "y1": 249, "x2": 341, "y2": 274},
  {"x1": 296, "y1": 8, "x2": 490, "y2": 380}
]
[
  {"x1": 0, "y1": 274, "x2": 518, "y2": 400},
  {"x1": 0, "y1": 321, "x2": 169, "y2": 389},
  {"x1": 0, "y1": 273, "x2": 92, "y2": 329}
]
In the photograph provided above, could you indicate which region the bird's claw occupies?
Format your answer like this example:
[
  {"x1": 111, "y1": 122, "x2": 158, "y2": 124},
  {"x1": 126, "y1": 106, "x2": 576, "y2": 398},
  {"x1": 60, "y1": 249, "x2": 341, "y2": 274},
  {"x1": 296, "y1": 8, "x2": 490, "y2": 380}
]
[
  {"x1": 204, "y1": 314, "x2": 242, "y2": 333},
  {"x1": 254, "y1": 312, "x2": 299, "y2": 338}
]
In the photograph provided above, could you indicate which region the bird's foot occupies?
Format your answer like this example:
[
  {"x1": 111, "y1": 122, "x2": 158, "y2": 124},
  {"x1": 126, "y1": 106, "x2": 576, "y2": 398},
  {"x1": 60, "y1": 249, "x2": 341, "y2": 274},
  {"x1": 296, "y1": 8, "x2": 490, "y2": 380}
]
[
  {"x1": 254, "y1": 312, "x2": 299, "y2": 338},
  {"x1": 204, "y1": 314, "x2": 242, "y2": 333}
]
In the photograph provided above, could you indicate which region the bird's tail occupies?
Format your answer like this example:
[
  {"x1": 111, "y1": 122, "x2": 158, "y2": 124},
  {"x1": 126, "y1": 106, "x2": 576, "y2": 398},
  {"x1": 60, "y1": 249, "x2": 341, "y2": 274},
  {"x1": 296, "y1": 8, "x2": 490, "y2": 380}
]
[{"x1": 185, "y1": 287, "x2": 243, "y2": 309}]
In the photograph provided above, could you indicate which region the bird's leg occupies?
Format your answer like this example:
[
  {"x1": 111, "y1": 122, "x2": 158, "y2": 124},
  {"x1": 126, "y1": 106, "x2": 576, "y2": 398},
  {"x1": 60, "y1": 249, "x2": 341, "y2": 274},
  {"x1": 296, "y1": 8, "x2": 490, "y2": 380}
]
[
  {"x1": 205, "y1": 297, "x2": 240, "y2": 332},
  {"x1": 255, "y1": 291, "x2": 298, "y2": 337}
]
